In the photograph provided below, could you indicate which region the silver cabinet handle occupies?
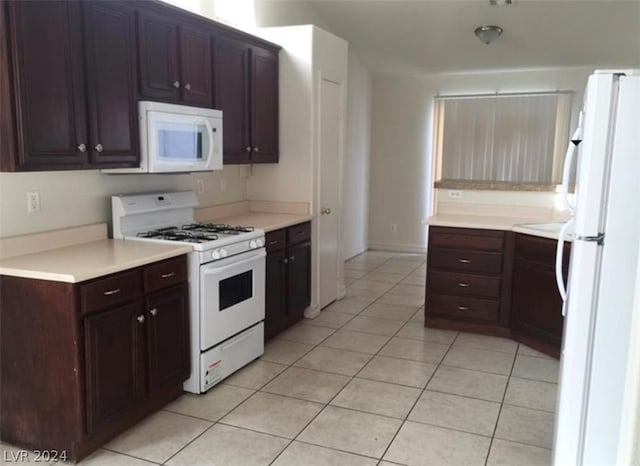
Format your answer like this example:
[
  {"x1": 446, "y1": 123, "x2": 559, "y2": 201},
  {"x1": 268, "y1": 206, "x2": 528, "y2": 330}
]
[
  {"x1": 254, "y1": 147, "x2": 259, "y2": 152},
  {"x1": 78, "y1": 143, "x2": 87, "y2": 152},
  {"x1": 95, "y1": 144, "x2": 103, "y2": 153},
  {"x1": 173, "y1": 80, "x2": 180, "y2": 88},
  {"x1": 290, "y1": 256, "x2": 296, "y2": 262},
  {"x1": 458, "y1": 258, "x2": 471, "y2": 263},
  {"x1": 103, "y1": 288, "x2": 120, "y2": 296},
  {"x1": 184, "y1": 83, "x2": 191, "y2": 91},
  {"x1": 283, "y1": 258, "x2": 289, "y2": 264},
  {"x1": 458, "y1": 282, "x2": 471, "y2": 287},
  {"x1": 245, "y1": 146, "x2": 252, "y2": 152},
  {"x1": 137, "y1": 315, "x2": 145, "y2": 323},
  {"x1": 161, "y1": 272, "x2": 175, "y2": 278},
  {"x1": 149, "y1": 308, "x2": 158, "y2": 317},
  {"x1": 457, "y1": 305, "x2": 470, "y2": 311}
]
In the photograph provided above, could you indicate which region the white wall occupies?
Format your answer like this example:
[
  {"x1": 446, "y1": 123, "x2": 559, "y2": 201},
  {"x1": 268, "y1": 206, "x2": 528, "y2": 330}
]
[
  {"x1": 369, "y1": 66, "x2": 594, "y2": 252},
  {"x1": 0, "y1": 167, "x2": 246, "y2": 238},
  {"x1": 343, "y1": 53, "x2": 371, "y2": 259}
]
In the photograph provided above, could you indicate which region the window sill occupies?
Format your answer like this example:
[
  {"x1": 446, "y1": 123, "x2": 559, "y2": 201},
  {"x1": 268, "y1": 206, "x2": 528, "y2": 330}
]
[{"x1": 434, "y1": 179, "x2": 575, "y2": 193}]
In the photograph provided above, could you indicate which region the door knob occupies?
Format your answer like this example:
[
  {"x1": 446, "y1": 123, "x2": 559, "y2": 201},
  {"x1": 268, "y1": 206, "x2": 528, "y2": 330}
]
[
  {"x1": 149, "y1": 308, "x2": 158, "y2": 317},
  {"x1": 321, "y1": 207, "x2": 331, "y2": 215},
  {"x1": 137, "y1": 315, "x2": 145, "y2": 323},
  {"x1": 172, "y1": 80, "x2": 180, "y2": 88},
  {"x1": 184, "y1": 83, "x2": 191, "y2": 91},
  {"x1": 77, "y1": 143, "x2": 87, "y2": 152},
  {"x1": 95, "y1": 144, "x2": 103, "y2": 153},
  {"x1": 245, "y1": 146, "x2": 252, "y2": 152}
]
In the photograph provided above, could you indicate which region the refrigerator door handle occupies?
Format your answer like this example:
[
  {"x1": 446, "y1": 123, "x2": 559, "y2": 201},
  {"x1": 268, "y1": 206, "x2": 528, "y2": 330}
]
[
  {"x1": 555, "y1": 218, "x2": 574, "y2": 314},
  {"x1": 560, "y1": 112, "x2": 584, "y2": 215}
]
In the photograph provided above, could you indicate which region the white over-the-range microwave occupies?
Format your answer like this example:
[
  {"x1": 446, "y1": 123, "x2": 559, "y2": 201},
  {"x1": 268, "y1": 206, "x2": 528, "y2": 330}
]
[{"x1": 102, "y1": 101, "x2": 223, "y2": 174}]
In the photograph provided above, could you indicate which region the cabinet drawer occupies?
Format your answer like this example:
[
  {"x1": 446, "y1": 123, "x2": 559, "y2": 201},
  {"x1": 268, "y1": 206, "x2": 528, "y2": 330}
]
[
  {"x1": 80, "y1": 270, "x2": 141, "y2": 314},
  {"x1": 429, "y1": 227, "x2": 504, "y2": 251},
  {"x1": 427, "y1": 294, "x2": 499, "y2": 322},
  {"x1": 265, "y1": 229, "x2": 286, "y2": 253},
  {"x1": 429, "y1": 270, "x2": 501, "y2": 298},
  {"x1": 144, "y1": 256, "x2": 187, "y2": 293},
  {"x1": 287, "y1": 222, "x2": 311, "y2": 245},
  {"x1": 430, "y1": 248, "x2": 503, "y2": 274}
]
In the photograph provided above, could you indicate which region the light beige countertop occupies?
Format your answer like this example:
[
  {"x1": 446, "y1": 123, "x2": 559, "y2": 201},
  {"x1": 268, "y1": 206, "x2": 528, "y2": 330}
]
[
  {"x1": 0, "y1": 239, "x2": 192, "y2": 283},
  {"x1": 205, "y1": 212, "x2": 313, "y2": 232},
  {"x1": 423, "y1": 214, "x2": 572, "y2": 241}
]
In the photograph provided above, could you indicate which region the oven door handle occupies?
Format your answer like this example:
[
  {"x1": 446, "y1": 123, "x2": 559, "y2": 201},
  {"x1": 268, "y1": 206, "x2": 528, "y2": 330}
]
[{"x1": 201, "y1": 249, "x2": 266, "y2": 276}]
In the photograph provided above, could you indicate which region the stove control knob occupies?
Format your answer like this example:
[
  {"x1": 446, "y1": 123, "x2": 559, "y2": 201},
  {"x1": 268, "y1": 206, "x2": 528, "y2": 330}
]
[
  {"x1": 220, "y1": 249, "x2": 228, "y2": 258},
  {"x1": 256, "y1": 238, "x2": 264, "y2": 247},
  {"x1": 249, "y1": 240, "x2": 257, "y2": 249},
  {"x1": 211, "y1": 250, "x2": 220, "y2": 260}
]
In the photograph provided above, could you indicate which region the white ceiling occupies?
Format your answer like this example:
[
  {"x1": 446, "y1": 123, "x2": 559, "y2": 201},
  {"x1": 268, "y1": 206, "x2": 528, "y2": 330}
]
[{"x1": 291, "y1": 0, "x2": 640, "y2": 75}]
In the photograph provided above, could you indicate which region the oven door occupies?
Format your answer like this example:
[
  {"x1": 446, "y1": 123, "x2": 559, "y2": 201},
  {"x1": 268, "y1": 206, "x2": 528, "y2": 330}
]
[{"x1": 199, "y1": 248, "x2": 266, "y2": 350}]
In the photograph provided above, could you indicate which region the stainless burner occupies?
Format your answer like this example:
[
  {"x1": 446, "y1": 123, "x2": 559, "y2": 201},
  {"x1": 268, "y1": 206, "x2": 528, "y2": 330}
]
[{"x1": 137, "y1": 227, "x2": 219, "y2": 243}]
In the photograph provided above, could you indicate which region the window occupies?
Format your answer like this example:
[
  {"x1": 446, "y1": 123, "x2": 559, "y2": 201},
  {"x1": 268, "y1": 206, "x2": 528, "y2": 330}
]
[{"x1": 433, "y1": 92, "x2": 572, "y2": 185}]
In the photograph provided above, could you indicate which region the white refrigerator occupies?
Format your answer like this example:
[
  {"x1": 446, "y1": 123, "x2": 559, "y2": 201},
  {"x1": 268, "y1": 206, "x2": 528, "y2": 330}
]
[{"x1": 553, "y1": 70, "x2": 640, "y2": 465}]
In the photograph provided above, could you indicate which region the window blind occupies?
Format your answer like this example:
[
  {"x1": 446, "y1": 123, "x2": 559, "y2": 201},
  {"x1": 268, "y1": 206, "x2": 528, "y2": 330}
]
[{"x1": 434, "y1": 92, "x2": 572, "y2": 184}]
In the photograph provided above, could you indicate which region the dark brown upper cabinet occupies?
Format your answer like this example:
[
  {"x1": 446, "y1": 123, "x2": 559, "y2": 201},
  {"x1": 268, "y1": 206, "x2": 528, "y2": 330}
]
[
  {"x1": 138, "y1": 11, "x2": 212, "y2": 107},
  {"x1": 214, "y1": 38, "x2": 279, "y2": 164},
  {"x1": 3, "y1": 1, "x2": 139, "y2": 171}
]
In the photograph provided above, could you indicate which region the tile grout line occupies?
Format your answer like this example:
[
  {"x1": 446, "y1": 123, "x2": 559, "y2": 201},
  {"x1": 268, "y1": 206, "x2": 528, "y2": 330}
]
[
  {"x1": 376, "y1": 328, "x2": 462, "y2": 463},
  {"x1": 483, "y1": 342, "x2": 519, "y2": 466},
  {"x1": 267, "y1": 256, "x2": 422, "y2": 464}
]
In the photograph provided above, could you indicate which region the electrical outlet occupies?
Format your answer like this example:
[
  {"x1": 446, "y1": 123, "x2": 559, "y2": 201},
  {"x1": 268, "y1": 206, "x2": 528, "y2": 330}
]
[
  {"x1": 196, "y1": 178, "x2": 204, "y2": 194},
  {"x1": 27, "y1": 190, "x2": 40, "y2": 214},
  {"x1": 220, "y1": 177, "x2": 226, "y2": 193},
  {"x1": 390, "y1": 223, "x2": 397, "y2": 233},
  {"x1": 448, "y1": 190, "x2": 463, "y2": 199}
]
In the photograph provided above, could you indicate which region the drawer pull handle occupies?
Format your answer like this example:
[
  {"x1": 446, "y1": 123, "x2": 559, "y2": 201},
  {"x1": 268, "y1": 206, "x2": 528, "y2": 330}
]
[
  {"x1": 268, "y1": 240, "x2": 279, "y2": 245},
  {"x1": 103, "y1": 288, "x2": 121, "y2": 296},
  {"x1": 458, "y1": 259, "x2": 471, "y2": 263},
  {"x1": 149, "y1": 308, "x2": 158, "y2": 317},
  {"x1": 457, "y1": 305, "x2": 470, "y2": 311},
  {"x1": 458, "y1": 282, "x2": 471, "y2": 287},
  {"x1": 161, "y1": 272, "x2": 175, "y2": 278}
]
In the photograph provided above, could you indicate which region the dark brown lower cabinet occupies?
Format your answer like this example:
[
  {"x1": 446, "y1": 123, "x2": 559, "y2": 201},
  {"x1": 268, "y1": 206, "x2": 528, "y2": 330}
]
[
  {"x1": 264, "y1": 222, "x2": 311, "y2": 340},
  {"x1": 424, "y1": 226, "x2": 570, "y2": 358},
  {"x1": 510, "y1": 233, "x2": 570, "y2": 357},
  {"x1": 0, "y1": 255, "x2": 189, "y2": 462}
]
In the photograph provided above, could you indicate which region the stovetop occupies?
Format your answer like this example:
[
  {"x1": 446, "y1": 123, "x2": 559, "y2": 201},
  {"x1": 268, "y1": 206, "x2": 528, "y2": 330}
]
[{"x1": 136, "y1": 223, "x2": 257, "y2": 244}]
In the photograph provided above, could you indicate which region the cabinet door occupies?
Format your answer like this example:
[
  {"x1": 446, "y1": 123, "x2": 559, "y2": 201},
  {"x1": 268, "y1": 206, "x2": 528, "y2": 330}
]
[
  {"x1": 146, "y1": 285, "x2": 190, "y2": 393},
  {"x1": 214, "y1": 38, "x2": 251, "y2": 164},
  {"x1": 138, "y1": 11, "x2": 180, "y2": 102},
  {"x1": 287, "y1": 241, "x2": 311, "y2": 324},
  {"x1": 265, "y1": 249, "x2": 287, "y2": 341},
  {"x1": 84, "y1": 2, "x2": 139, "y2": 167},
  {"x1": 511, "y1": 257, "x2": 565, "y2": 347},
  {"x1": 179, "y1": 27, "x2": 212, "y2": 107},
  {"x1": 84, "y1": 301, "x2": 145, "y2": 434},
  {"x1": 250, "y1": 47, "x2": 279, "y2": 163},
  {"x1": 7, "y1": 1, "x2": 88, "y2": 170}
]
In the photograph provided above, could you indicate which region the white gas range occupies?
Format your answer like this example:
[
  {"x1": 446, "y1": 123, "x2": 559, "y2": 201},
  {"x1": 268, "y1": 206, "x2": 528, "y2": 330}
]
[{"x1": 112, "y1": 191, "x2": 265, "y2": 393}]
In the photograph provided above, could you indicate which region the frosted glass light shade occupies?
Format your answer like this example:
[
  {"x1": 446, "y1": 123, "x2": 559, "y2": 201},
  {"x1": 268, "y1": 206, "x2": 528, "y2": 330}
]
[{"x1": 474, "y1": 25, "x2": 503, "y2": 44}]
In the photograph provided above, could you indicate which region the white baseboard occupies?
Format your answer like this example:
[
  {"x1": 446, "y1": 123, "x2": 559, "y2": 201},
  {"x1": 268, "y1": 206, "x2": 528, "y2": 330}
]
[
  {"x1": 367, "y1": 242, "x2": 427, "y2": 254},
  {"x1": 304, "y1": 304, "x2": 321, "y2": 319},
  {"x1": 343, "y1": 244, "x2": 368, "y2": 261}
]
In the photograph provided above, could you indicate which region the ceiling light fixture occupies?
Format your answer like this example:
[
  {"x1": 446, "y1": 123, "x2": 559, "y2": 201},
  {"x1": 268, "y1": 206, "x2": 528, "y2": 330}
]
[{"x1": 474, "y1": 25, "x2": 503, "y2": 45}]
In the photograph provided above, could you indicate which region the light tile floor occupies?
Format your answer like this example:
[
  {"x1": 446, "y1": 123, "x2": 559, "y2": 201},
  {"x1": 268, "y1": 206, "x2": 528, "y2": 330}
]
[{"x1": 0, "y1": 251, "x2": 559, "y2": 466}]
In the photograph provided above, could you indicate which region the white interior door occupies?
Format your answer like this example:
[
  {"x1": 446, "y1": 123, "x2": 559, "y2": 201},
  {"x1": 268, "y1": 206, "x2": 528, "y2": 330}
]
[{"x1": 318, "y1": 79, "x2": 341, "y2": 309}]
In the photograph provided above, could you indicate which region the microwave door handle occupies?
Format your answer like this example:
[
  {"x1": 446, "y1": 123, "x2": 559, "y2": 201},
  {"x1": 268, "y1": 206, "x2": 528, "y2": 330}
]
[
  {"x1": 201, "y1": 250, "x2": 266, "y2": 276},
  {"x1": 204, "y1": 118, "x2": 215, "y2": 166}
]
